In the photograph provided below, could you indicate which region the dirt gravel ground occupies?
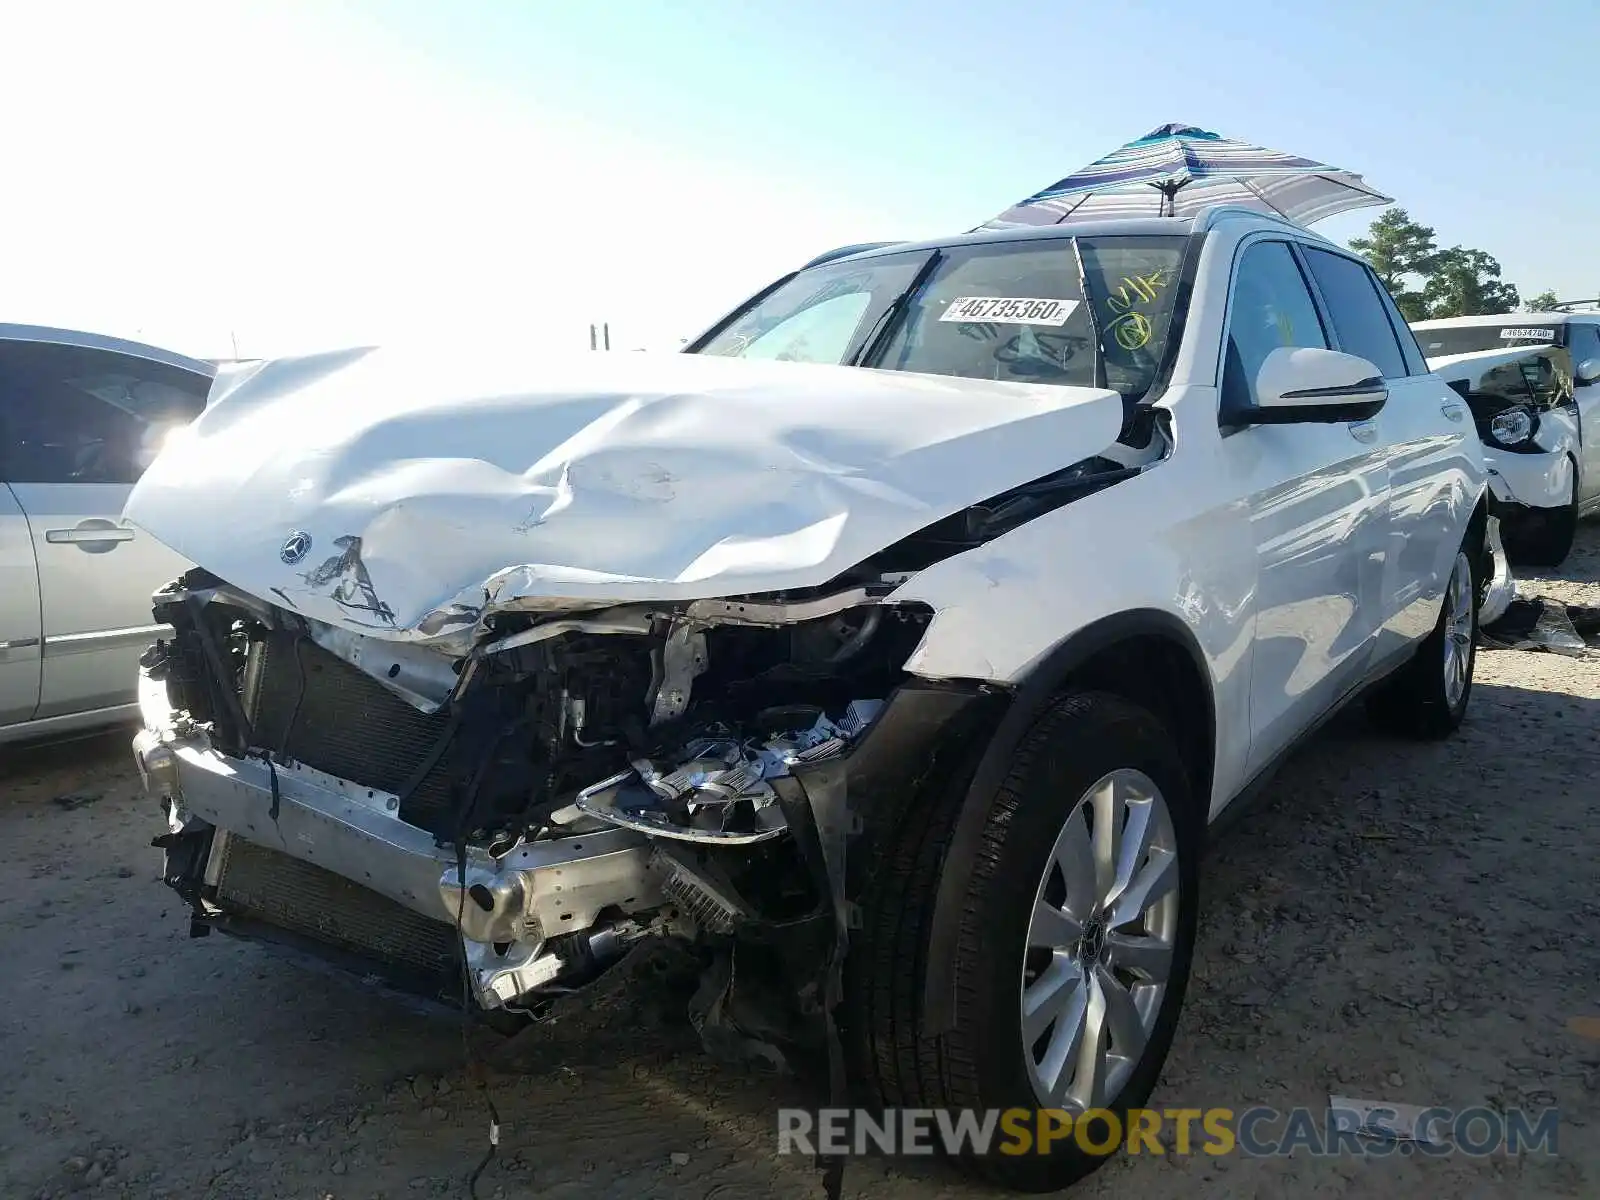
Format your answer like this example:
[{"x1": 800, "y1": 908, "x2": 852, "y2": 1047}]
[{"x1": 3, "y1": 529, "x2": 1598, "y2": 1200}]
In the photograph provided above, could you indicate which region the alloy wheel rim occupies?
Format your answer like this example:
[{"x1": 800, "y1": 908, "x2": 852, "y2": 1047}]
[
  {"x1": 1020, "y1": 768, "x2": 1178, "y2": 1110},
  {"x1": 1443, "y1": 551, "x2": 1473, "y2": 709}
]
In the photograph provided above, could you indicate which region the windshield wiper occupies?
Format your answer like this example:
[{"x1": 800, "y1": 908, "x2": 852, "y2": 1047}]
[{"x1": 850, "y1": 250, "x2": 944, "y2": 368}]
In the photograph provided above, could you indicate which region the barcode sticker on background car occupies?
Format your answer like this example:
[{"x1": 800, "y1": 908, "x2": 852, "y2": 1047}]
[
  {"x1": 939, "y1": 297, "x2": 1079, "y2": 325},
  {"x1": 1499, "y1": 327, "x2": 1556, "y2": 341}
]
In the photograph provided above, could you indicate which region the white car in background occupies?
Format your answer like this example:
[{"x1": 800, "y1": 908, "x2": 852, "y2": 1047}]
[
  {"x1": 0, "y1": 325, "x2": 213, "y2": 746},
  {"x1": 1413, "y1": 313, "x2": 1600, "y2": 565}
]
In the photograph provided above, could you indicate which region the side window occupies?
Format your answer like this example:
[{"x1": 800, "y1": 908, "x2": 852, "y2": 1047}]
[
  {"x1": 1222, "y1": 241, "x2": 1328, "y2": 410},
  {"x1": 734, "y1": 291, "x2": 873, "y2": 363},
  {"x1": 1570, "y1": 322, "x2": 1600, "y2": 372},
  {"x1": 0, "y1": 341, "x2": 210, "y2": 485},
  {"x1": 1366, "y1": 267, "x2": 1429, "y2": 375},
  {"x1": 1300, "y1": 248, "x2": 1409, "y2": 378}
]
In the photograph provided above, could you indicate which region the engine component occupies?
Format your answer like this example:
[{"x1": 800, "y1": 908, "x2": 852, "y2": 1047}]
[
  {"x1": 464, "y1": 918, "x2": 645, "y2": 1009},
  {"x1": 653, "y1": 845, "x2": 748, "y2": 936},
  {"x1": 573, "y1": 700, "x2": 885, "y2": 845}
]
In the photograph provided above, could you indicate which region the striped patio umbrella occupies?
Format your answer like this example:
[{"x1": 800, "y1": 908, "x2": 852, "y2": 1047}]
[{"x1": 979, "y1": 124, "x2": 1392, "y2": 230}]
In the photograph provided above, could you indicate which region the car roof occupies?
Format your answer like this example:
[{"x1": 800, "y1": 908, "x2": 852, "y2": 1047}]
[
  {"x1": 0, "y1": 322, "x2": 215, "y2": 377},
  {"x1": 821, "y1": 206, "x2": 1328, "y2": 266},
  {"x1": 1411, "y1": 312, "x2": 1596, "y2": 329}
]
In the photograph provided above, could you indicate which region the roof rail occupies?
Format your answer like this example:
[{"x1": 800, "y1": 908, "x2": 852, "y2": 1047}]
[
  {"x1": 1551, "y1": 298, "x2": 1600, "y2": 313},
  {"x1": 1196, "y1": 205, "x2": 1305, "y2": 233},
  {"x1": 801, "y1": 241, "x2": 904, "y2": 269}
]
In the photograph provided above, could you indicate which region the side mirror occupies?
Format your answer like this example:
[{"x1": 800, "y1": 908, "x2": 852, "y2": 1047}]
[
  {"x1": 1576, "y1": 358, "x2": 1600, "y2": 385},
  {"x1": 1244, "y1": 346, "x2": 1388, "y2": 424}
]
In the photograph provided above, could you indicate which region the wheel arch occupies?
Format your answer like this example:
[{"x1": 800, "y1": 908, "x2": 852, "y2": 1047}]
[{"x1": 919, "y1": 608, "x2": 1216, "y2": 1035}]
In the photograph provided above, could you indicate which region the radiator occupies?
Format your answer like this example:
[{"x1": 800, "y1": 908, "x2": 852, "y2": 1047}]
[
  {"x1": 246, "y1": 631, "x2": 459, "y2": 832},
  {"x1": 214, "y1": 834, "x2": 460, "y2": 981}
]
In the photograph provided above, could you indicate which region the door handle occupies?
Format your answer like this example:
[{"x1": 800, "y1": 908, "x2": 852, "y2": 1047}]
[
  {"x1": 1348, "y1": 420, "x2": 1378, "y2": 444},
  {"x1": 45, "y1": 520, "x2": 136, "y2": 553},
  {"x1": 1440, "y1": 403, "x2": 1466, "y2": 423},
  {"x1": 0, "y1": 636, "x2": 41, "y2": 663}
]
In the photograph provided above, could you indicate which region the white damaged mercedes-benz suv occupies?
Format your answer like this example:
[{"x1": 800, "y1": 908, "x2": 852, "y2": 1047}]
[{"x1": 129, "y1": 206, "x2": 1492, "y2": 1191}]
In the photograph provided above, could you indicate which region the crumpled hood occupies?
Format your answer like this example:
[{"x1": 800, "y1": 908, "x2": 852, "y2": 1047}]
[{"x1": 125, "y1": 347, "x2": 1124, "y2": 640}]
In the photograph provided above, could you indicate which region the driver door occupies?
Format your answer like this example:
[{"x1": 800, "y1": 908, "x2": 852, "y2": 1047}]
[{"x1": 1217, "y1": 239, "x2": 1392, "y2": 777}]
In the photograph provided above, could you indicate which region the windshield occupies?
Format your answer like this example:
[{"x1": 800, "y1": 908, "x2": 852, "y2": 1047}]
[
  {"x1": 693, "y1": 235, "x2": 1189, "y2": 401},
  {"x1": 1413, "y1": 322, "x2": 1563, "y2": 360}
]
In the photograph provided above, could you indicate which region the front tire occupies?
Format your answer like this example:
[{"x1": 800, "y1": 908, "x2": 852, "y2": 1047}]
[
  {"x1": 1365, "y1": 547, "x2": 1477, "y2": 739},
  {"x1": 845, "y1": 692, "x2": 1201, "y2": 1192}
]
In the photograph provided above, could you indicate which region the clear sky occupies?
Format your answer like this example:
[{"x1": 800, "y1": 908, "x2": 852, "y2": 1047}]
[{"x1": 4, "y1": 0, "x2": 1595, "y2": 359}]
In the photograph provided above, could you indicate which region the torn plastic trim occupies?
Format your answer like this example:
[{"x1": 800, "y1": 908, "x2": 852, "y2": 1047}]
[{"x1": 1480, "y1": 514, "x2": 1514, "y2": 628}]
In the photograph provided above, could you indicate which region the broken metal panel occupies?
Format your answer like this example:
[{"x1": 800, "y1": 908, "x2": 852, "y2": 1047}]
[
  {"x1": 889, "y1": 408, "x2": 1250, "y2": 690},
  {"x1": 123, "y1": 347, "x2": 1124, "y2": 641},
  {"x1": 303, "y1": 617, "x2": 461, "y2": 712}
]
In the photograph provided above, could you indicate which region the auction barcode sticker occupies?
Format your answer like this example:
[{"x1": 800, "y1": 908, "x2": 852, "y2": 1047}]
[
  {"x1": 1499, "y1": 327, "x2": 1556, "y2": 341},
  {"x1": 939, "y1": 296, "x2": 1078, "y2": 325}
]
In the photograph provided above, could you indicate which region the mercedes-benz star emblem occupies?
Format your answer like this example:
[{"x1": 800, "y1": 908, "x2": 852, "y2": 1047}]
[{"x1": 280, "y1": 531, "x2": 313, "y2": 565}]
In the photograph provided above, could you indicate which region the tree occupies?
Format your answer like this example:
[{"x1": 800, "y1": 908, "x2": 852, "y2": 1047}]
[
  {"x1": 1422, "y1": 247, "x2": 1520, "y2": 318},
  {"x1": 1524, "y1": 290, "x2": 1560, "y2": 312},
  {"x1": 1348, "y1": 208, "x2": 1438, "y2": 320}
]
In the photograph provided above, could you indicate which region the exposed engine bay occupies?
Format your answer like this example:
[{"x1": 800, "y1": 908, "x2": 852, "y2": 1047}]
[{"x1": 138, "y1": 567, "x2": 944, "y2": 1026}]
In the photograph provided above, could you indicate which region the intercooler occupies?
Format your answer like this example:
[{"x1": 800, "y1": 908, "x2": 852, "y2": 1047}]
[
  {"x1": 245, "y1": 630, "x2": 460, "y2": 832},
  {"x1": 212, "y1": 834, "x2": 461, "y2": 993}
]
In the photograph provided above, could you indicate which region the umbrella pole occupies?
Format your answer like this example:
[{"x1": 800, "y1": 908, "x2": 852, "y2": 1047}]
[{"x1": 1155, "y1": 178, "x2": 1186, "y2": 217}]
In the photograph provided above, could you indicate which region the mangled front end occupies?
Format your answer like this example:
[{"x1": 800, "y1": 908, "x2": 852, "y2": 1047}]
[
  {"x1": 127, "y1": 348, "x2": 1140, "y2": 1039},
  {"x1": 134, "y1": 573, "x2": 983, "y2": 1025}
]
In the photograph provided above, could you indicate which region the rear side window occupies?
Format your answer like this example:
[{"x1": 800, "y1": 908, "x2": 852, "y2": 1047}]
[
  {"x1": 0, "y1": 341, "x2": 211, "y2": 485},
  {"x1": 1301, "y1": 248, "x2": 1408, "y2": 378},
  {"x1": 1366, "y1": 269, "x2": 1430, "y2": 375}
]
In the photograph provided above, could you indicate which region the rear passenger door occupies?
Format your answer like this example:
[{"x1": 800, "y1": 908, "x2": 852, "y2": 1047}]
[
  {"x1": 1299, "y1": 248, "x2": 1479, "y2": 663},
  {"x1": 0, "y1": 339, "x2": 210, "y2": 719}
]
